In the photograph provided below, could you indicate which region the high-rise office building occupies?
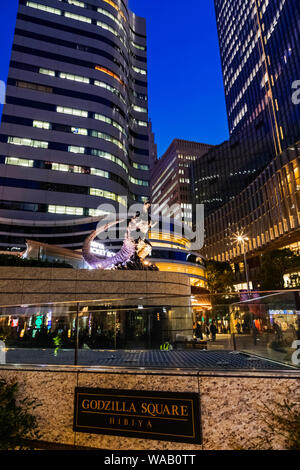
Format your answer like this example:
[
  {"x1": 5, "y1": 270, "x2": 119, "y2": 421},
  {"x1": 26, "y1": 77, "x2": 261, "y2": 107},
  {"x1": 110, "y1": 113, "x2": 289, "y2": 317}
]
[
  {"x1": 151, "y1": 139, "x2": 212, "y2": 225},
  {"x1": 0, "y1": 0, "x2": 150, "y2": 251},
  {"x1": 195, "y1": 0, "x2": 300, "y2": 277},
  {"x1": 192, "y1": 0, "x2": 300, "y2": 217},
  {"x1": 215, "y1": 0, "x2": 300, "y2": 158}
]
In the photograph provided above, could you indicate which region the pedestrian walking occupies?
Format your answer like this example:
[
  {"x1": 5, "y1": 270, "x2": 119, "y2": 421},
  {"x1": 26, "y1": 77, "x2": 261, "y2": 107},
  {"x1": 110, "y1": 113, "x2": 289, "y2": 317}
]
[
  {"x1": 205, "y1": 323, "x2": 210, "y2": 340},
  {"x1": 195, "y1": 322, "x2": 203, "y2": 340},
  {"x1": 210, "y1": 321, "x2": 217, "y2": 342}
]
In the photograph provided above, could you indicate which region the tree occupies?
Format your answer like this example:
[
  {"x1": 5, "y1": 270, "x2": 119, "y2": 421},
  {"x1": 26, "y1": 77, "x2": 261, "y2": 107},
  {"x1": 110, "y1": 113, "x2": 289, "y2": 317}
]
[
  {"x1": 206, "y1": 261, "x2": 237, "y2": 323},
  {"x1": 259, "y1": 249, "x2": 300, "y2": 290},
  {"x1": 206, "y1": 260, "x2": 235, "y2": 294}
]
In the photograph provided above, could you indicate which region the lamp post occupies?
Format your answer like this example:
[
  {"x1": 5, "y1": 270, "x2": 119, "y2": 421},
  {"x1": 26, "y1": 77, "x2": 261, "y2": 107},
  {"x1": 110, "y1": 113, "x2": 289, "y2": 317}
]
[
  {"x1": 234, "y1": 231, "x2": 251, "y2": 296},
  {"x1": 230, "y1": 231, "x2": 252, "y2": 349}
]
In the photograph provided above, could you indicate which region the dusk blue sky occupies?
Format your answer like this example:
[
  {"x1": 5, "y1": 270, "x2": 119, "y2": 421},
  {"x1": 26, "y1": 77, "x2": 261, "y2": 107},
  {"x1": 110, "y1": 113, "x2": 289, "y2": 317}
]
[{"x1": 0, "y1": 0, "x2": 229, "y2": 156}]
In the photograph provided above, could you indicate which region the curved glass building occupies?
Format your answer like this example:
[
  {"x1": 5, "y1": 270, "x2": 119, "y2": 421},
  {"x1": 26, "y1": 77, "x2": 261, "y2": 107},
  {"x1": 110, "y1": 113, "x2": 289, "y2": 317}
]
[
  {"x1": 147, "y1": 229, "x2": 207, "y2": 289},
  {"x1": 0, "y1": 0, "x2": 150, "y2": 252}
]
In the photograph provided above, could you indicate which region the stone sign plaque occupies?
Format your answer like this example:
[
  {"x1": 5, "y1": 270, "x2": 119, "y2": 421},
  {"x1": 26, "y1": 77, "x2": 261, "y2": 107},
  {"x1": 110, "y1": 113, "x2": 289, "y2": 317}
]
[{"x1": 74, "y1": 387, "x2": 202, "y2": 444}]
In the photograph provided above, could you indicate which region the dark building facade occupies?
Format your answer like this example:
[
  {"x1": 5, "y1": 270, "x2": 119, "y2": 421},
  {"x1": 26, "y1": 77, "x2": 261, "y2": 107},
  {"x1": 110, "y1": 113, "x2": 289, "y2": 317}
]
[
  {"x1": 0, "y1": 0, "x2": 150, "y2": 251},
  {"x1": 202, "y1": 141, "x2": 300, "y2": 289},
  {"x1": 192, "y1": 137, "x2": 266, "y2": 217},
  {"x1": 151, "y1": 139, "x2": 212, "y2": 226}
]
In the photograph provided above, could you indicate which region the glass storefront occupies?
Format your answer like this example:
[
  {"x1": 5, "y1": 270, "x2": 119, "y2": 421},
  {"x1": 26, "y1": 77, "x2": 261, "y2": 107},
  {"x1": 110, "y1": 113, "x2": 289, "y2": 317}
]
[
  {"x1": 229, "y1": 291, "x2": 300, "y2": 367},
  {"x1": 0, "y1": 296, "x2": 193, "y2": 364}
]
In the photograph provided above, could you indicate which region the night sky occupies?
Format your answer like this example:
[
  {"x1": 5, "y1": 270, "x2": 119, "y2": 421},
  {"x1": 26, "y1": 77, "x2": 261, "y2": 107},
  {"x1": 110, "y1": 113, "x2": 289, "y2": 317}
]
[{"x1": 0, "y1": 0, "x2": 229, "y2": 156}]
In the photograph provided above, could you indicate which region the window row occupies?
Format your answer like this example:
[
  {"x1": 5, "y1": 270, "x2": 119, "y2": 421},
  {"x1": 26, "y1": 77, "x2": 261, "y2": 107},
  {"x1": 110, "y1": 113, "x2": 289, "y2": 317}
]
[
  {"x1": 0, "y1": 197, "x2": 151, "y2": 216},
  {"x1": 25, "y1": 1, "x2": 146, "y2": 55},
  {"x1": 0, "y1": 175, "x2": 128, "y2": 206},
  {"x1": 4, "y1": 157, "x2": 125, "y2": 186},
  {"x1": 39, "y1": 67, "x2": 146, "y2": 106},
  {"x1": 39, "y1": 67, "x2": 127, "y2": 105},
  {"x1": 5, "y1": 140, "x2": 149, "y2": 185},
  {"x1": 3, "y1": 156, "x2": 148, "y2": 187},
  {"x1": 6, "y1": 136, "x2": 128, "y2": 172}
]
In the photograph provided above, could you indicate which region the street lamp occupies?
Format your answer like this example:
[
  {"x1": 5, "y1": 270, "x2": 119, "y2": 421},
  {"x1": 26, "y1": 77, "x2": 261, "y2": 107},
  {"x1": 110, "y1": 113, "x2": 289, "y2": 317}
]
[{"x1": 233, "y1": 230, "x2": 251, "y2": 296}]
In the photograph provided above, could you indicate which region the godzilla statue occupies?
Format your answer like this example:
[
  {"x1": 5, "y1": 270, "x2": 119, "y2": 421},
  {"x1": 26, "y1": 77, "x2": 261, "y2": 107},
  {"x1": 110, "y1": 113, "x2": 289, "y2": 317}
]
[{"x1": 82, "y1": 202, "x2": 158, "y2": 271}]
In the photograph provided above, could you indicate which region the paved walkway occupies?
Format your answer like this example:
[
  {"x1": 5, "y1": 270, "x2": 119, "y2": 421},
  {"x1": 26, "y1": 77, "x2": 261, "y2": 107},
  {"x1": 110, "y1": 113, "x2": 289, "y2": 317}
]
[{"x1": 2, "y1": 347, "x2": 297, "y2": 370}]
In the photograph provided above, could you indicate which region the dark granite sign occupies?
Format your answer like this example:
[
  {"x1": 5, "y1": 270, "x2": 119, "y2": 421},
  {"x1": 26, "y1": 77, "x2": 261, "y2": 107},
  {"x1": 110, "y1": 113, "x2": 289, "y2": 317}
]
[{"x1": 74, "y1": 387, "x2": 202, "y2": 444}]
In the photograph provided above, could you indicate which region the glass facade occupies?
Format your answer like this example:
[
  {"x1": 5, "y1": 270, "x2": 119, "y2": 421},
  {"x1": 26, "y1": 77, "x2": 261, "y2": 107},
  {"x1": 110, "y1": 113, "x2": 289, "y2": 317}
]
[
  {"x1": 202, "y1": 142, "x2": 300, "y2": 267},
  {"x1": 192, "y1": 0, "x2": 300, "y2": 217},
  {"x1": 215, "y1": 0, "x2": 300, "y2": 154}
]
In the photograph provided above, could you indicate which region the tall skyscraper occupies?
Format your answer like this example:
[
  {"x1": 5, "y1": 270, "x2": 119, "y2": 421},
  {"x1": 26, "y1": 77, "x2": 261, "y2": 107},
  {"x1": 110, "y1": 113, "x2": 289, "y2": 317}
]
[
  {"x1": 192, "y1": 0, "x2": 300, "y2": 217},
  {"x1": 194, "y1": 0, "x2": 300, "y2": 272},
  {"x1": 0, "y1": 0, "x2": 150, "y2": 251},
  {"x1": 215, "y1": 0, "x2": 300, "y2": 159}
]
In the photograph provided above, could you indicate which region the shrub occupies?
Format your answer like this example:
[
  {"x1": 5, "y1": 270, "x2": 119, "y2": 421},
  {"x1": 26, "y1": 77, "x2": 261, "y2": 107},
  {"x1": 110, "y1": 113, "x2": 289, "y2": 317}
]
[
  {"x1": 228, "y1": 396, "x2": 300, "y2": 450},
  {"x1": 0, "y1": 253, "x2": 73, "y2": 268},
  {"x1": 0, "y1": 378, "x2": 41, "y2": 450}
]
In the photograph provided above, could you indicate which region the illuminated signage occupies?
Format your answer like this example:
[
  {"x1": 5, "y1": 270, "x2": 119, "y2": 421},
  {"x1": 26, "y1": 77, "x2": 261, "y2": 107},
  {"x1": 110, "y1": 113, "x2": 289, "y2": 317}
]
[
  {"x1": 90, "y1": 241, "x2": 114, "y2": 258},
  {"x1": 74, "y1": 388, "x2": 201, "y2": 444},
  {"x1": 46, "y1": 312, "x2": 52, "y2": 330},
  {"x1": 35, "y1": 315, "x2": 43, "y2": 329},
  {"x1": 269, "y1": 309, "x2": 296, "y2": 315}
]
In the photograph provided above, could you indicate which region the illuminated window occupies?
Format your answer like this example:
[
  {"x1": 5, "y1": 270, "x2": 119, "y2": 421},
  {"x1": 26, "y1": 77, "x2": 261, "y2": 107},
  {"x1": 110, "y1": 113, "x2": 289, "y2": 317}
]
[
  {"x1": 67, "y1": 0, "x2": 85, "y2": 7},
  {"x1": 39, "y1": 68, "x2": 55, "y2": 76},
  {"x1": 59, "y1": 72, "x2": 90, "y2": 84},
  {"x1": 52, "y1": 163, "x2": 69, "y2": 172},
  {"x1": 5, "y1": 157, "x2": 34, "y2": 167},
  {"x1": 71, "y1": 127, "x2": 88, "y2": 135},
  {"x1": 90, "y1": 130, "x2": 126, "y2": 153},
  {"x1": 95, "y1": 66, "x2": 125, "y2": 87},
  {"x1": 97, "y1": 7, "x2": 125, "y2": 33},
  {"x1": 94, "y1": 113, "x2": 126, "y2": 135},
  {"x1": 90, "y1": 149, "x2": 128, "y2": 173},
  {"x1": 33, "y1": 120, "x2": 51, "y2": 130},
  {"x1": 97, "y1": 20, "x2": 118, "y2": 37},
  {"x1": 26, "y1": 2, "x2": 61, "y2": 15},
  {"x1": 132, "y1": 66, "x2": 147, "y2": 76},
  {"x1": 131, "y1": 41, "x2": 146, "y2": 51},
  {"x1": 132, "y1": 162, "x2": 149, "y2": 170},
  {"x1": 64, "y1": 11, "x2": 91, "y2": 23},
  {"x1": 48, "y1": 205, "x2": 84, "y2": 215},
  {"x1": 132, "y1": 105, "x2": 147, "y2": 113},
  {"x1": 94, "y1": 80, "x2": 125, "y2": 103},
  {"x1": 102, "y1": 0, "x2": 127, "y2": 22},
  {"x1": 89, "y1": 208, "x2": 110, "y2": 217},
  {"x1": 89, "y1": 188, "x2": 126, "y2": 206},
  {"x1": 90, "y1": 168, "x2": 109, "y2": 178},
  {"x1": 129, "y1": 176, "x2": 149, "y2": 186},
  {"x1": 51, "y1": 162, "x2": 85, "y2": 173},
  {"x1": 68, "y1": 146, "x2": 85, "y2": 154},
  {"x1": 57, "y1": 106, "x2": 88, "y2": 118},
  {"x1": 8, "y1": 136, "x2": 48, "y2": 149}
]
